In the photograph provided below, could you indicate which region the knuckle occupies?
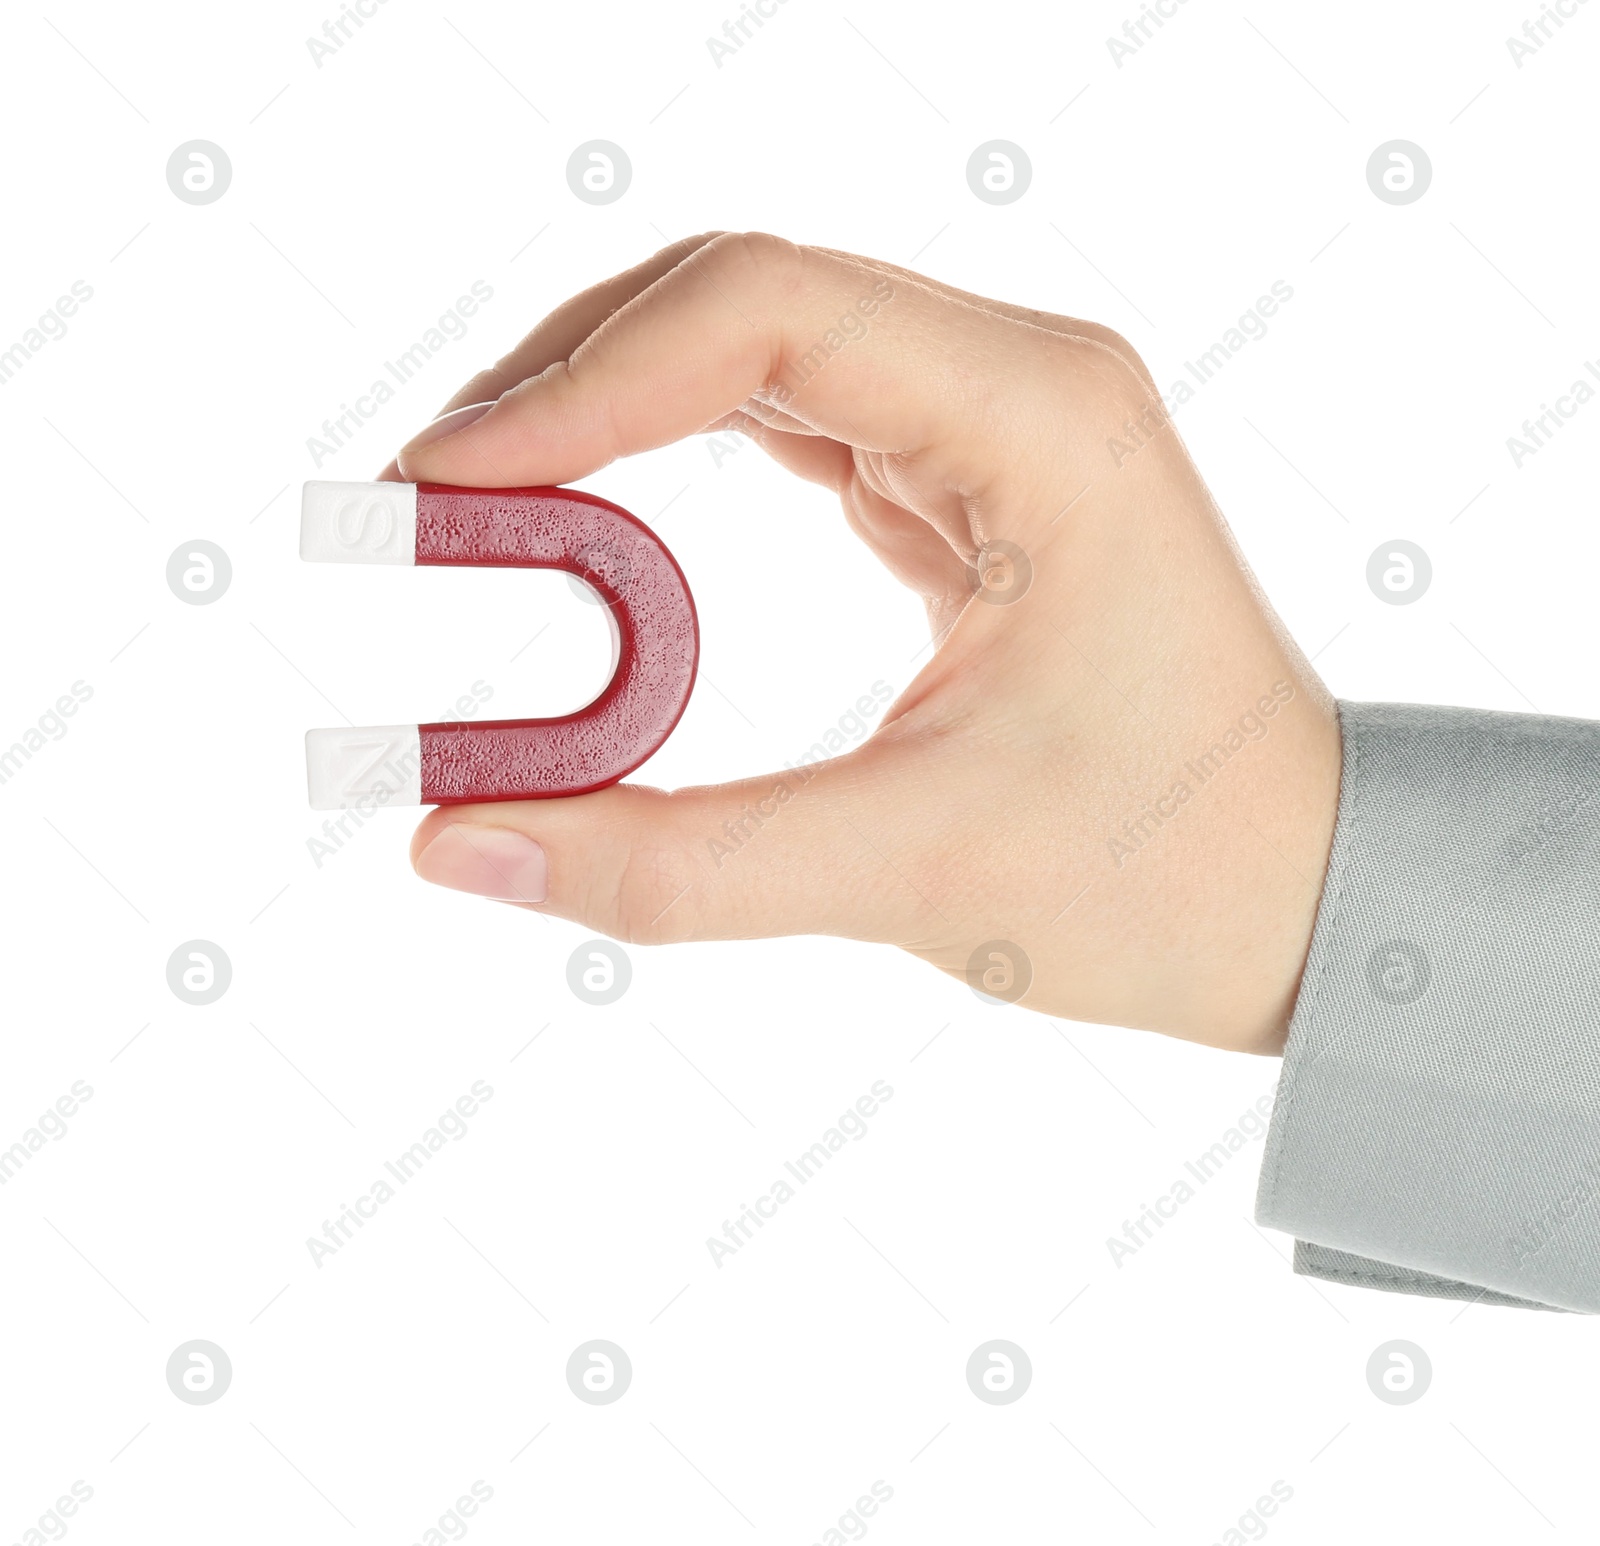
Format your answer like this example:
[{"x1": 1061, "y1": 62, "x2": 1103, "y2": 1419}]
[
  {"x1": 701, "y1": 230, "x2": 808, "y2": 300},
  {"x1": 1034, "y1": 329, "x2": 1154, "y2": 429},
  {"x1": 1081, "y1": 323, "x2": 1145, "y2": 371},
  {"x1": 1068, "y1": 324, "x2": 1153, "y2": 393},
  {"x1": 600, "y1": 820, "x2": 698, "y2": 946}
]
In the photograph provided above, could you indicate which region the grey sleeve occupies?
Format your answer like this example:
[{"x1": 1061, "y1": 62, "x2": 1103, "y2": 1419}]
[{"x1": 1254, "y1": 699, "x2": 1600, "y2": 1314}]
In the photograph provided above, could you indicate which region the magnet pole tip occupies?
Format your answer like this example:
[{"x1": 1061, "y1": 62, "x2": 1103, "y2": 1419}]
[{"x1": 305, "y1": 725, "x2": 423, "y2": 810}]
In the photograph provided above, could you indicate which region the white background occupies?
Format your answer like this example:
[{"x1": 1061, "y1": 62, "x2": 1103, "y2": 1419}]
[{"x1": 2, "y1": 0, "x2": 1596, "y2": 1541}]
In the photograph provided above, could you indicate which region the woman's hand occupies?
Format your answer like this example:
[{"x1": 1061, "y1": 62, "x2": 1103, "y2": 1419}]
[{"x1": 390, "y1": 233, "x2": 1342, "y2": 1056}]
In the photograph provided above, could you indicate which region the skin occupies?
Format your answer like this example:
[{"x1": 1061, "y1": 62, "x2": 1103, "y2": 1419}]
[{"x1": 388, "y1": 232, "x2": 1343, "y2": 1057}]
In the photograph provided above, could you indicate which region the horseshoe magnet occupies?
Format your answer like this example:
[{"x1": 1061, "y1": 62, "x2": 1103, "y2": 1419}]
[{"x1": 300, "y1": 481, "x2": 699, "y2": 809}]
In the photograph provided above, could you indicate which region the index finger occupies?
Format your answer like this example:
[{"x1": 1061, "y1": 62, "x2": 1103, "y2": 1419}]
[
  {"x1": 396, "y1": 232, "x2": 1083, "y2": 490},
  {"x1": 377, "y1": 233, "x2": 726, "y2": 480}
]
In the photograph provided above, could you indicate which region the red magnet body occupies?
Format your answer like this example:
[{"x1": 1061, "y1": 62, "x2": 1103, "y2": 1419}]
[{"x1": 301, "y1": 481, "x2": 698, "y2": 809}]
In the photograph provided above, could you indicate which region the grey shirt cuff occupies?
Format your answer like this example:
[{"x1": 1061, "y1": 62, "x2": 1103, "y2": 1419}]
[{"x1": 1255, "y1": 699, "x2": 1600, "y2": 1314}]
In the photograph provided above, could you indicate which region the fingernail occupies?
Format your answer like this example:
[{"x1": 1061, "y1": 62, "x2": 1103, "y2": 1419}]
[
  {"x1": 414, "y1": 824, "x2": 548, "y2": 903},
  {"x1": 400, "y1": 400, "x2": 496, "y2": 457}
]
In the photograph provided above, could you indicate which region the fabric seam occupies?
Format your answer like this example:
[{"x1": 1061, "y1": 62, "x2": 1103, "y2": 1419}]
[{"x1": 1304, "y1": 1262, "x2": 1557, "y2": 1309}]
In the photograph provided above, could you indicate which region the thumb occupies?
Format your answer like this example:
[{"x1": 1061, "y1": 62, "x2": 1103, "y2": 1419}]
[{"x1": 407, "y1": 744, "x2": 928, "y2": 946}]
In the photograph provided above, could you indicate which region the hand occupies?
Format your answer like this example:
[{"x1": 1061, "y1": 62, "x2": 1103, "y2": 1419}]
[{"x1": 390, "y1": 233, "x2": 1342, "y2": 1055}]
